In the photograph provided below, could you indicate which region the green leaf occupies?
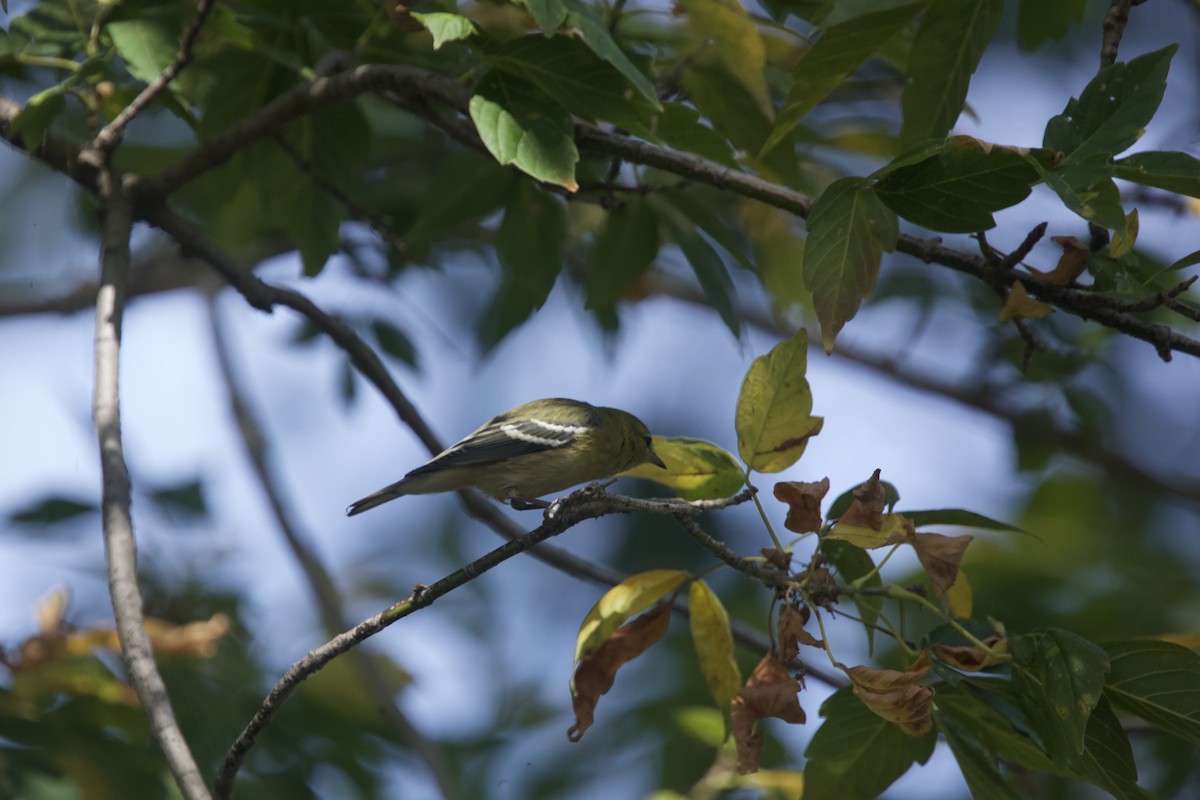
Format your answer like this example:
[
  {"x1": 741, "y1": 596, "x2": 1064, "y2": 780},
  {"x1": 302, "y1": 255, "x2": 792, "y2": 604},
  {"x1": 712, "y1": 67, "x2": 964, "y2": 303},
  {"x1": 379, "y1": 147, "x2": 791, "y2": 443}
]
[
  {"x1": 874, "y1": 137, "x2": 1037, "y2": 233},
  {"x1": 1043, "y1": 45, "x2": 1177, "y2": 163},
  {"x1": 575, "y1": 570, "x2": 689, "y2": 662},
  {"x1": 516, "y1": 0, "x2": 568, "y2": 34},
  {"x1": 935, "y1": 713, "x2": 1021, "y2": 800},
  {"x1": 649, "y1": 103, "x2": 739, "y2": 169},
  {"x1": 904, "y1": 508, "x2": 1028, "y2": 535},
  {"x1": 479, "y1": 183, "x2": 566, "y2": 347},
  {"x1": 106, "y1": 11, "x2": 209, "y2": 108},
  {"x1": 804, "y1": 177, "x2": 898, "y2": 351},
  {"x1": 485, "y1": 34, "x2": 660, "y2": 135},
  {"x1": 563, "y1": 5, "x2": 659, "y2": 105},
  {"x1": 405, "y1": 151, "x2": 518, "y2": 240},
  {"x1": 410, "y1": 12, "x2": 476, "y2": 49},
  {"x1": 1032, "y1": 158, "x2": 1128, "y2": 236},
  {"x1": 934, "y1": 682, "x2": 1064, "y2": 775},
  {"x1": 1011, "y1": 628, "x2": 1111, "y2": 765},
  {"x1": 735, "y1": 328, "x2": 824, "y2": 472},
  {"x1": 681, "y1": 0, "x2": 771, "y2": 118},
  {"x1": 688, "y1": 580, "x2": 741, "y2": 730},
  {"x1": 762, "y1": 1, "x2": 926, "y2": 155},
  {"x1": 803, "y1": 687, "x2": 936, "y2": 800},
  {"x1": 9, "y1": 496, "x2": 97, "y2": 526},
  {"x1": 900, "y1": 0, "x2": 1003, "y2": 147},
  {"x1": 370, "y1": 321, "x2": 417, "y2": 366},
  {"x1": 1112, "y1": 151, "x2": 1200, "y2": 198},
  {"x1": 1016, "y1": 0, "x2": 1087, "y2": 50},
  {"x1": 585, "y1": 197, "x2": 660, "y2": 326},
  {"x1": 620, "y1": 436, "x2": 744, "y2": 501},
  {"x1": 1103, "y1": 639, "x2": 1200, "y2": 745},
  {"x1": 820, "y1": 539, "x2": 882, "y2": 651},
  {"x1": 147, "y1": 479, "x2": 207, "y2": 520},
  {"x1": 661, "y1": 214, "x2": 741, "y2": 337},
  {"x1": 11, "y1": 86, "x2": 67, "y2": 153},
  {"x1": 1070, "y1": 695, "x2": 1152, "y2": 800},
  {"x1": 469, "y1": 71, "x2": 579, "y2": 190}
]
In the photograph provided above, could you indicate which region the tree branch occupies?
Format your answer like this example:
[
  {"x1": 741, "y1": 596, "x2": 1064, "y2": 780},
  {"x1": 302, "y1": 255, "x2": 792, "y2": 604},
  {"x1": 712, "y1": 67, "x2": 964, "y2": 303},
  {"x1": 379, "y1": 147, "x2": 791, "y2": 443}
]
[
  {"x1": 84, "y1": 156, "x2": 211, "y2": 799},
  {"x1": 89, "y1": 0, "x2": 216, "y2": 154},
  {"x1": 204, "y1": 300, "x2": 460, "y2": 800},
  {"x1": 213, "y1": 484, "x2": 756, "y2": 799}
]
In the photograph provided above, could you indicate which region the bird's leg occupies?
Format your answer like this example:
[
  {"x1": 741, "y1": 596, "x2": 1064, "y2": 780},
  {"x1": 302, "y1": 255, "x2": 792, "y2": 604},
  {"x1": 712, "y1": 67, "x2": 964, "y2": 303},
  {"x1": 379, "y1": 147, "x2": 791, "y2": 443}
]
[{"x1": 509, "y1": 496, "x2": 550, "y2": 511}]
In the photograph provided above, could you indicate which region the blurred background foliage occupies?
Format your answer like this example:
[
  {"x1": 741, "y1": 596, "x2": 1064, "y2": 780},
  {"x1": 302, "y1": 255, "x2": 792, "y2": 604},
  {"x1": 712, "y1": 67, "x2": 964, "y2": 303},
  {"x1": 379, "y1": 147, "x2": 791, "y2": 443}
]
[{"x1": 1, "y1": 0, "x2": 1199, "y2": 798}]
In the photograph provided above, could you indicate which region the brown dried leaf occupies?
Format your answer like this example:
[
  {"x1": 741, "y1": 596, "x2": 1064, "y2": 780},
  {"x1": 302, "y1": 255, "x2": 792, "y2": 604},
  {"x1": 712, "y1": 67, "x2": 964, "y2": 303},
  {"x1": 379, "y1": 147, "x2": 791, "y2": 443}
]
[
  {"x1": 568, "y1": 601, "x2": 671, "y2": 742},
  {"x1": 845, "y1": 652, "x2": 934, "y2": 737},
  {"x1": 773, "y1": 478, "x2": 830, "y2": 533},
  {"x1": 999, "y1": 280, "x2": 1053, "y2": 322},
  {"x1": 838, "y1": 469, "x2": 884, "y2": 530},
  {"x1": 1029, "y1": 235, "x2": 1089, "y2": 285},
  {"x1": 934, "y1": 634, "x2": 1008, "y2": 672},
  {"x1": 142, "y1": 615, "x2": 231, "y2": 658},
  {"x1": 912, "y1": 533, "x2": 973, "y2": 596},
  {"x1": 732, "y1": 653, "x2": 806, "y2": 774},
  {"x1": 777, "y1": 605, "x2": 823, "y2": 661}
]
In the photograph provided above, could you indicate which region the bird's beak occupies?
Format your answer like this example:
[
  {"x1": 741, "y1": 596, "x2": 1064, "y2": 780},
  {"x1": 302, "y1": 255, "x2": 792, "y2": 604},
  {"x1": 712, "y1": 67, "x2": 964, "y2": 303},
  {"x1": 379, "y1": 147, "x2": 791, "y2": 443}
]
[{"x1": 648, "y1": 451, "x2": 666, "y2": 469}]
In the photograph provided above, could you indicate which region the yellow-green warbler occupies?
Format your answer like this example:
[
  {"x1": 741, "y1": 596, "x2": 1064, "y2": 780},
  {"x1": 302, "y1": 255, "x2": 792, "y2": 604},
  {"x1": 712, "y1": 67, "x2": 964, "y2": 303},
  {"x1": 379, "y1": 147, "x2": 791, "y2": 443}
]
[{"x1": 347, "y1": 398, "x2": 665, "y2": 515}]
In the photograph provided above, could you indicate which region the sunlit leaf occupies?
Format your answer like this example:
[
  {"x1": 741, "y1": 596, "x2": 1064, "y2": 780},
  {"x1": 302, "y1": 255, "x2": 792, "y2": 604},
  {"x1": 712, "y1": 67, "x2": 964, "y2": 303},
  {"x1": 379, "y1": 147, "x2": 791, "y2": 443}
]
[
  {"x1": 735, "y1": 328, "x2": 823, "y2": 472},
  {"x1": 620, "y1": 436, "x2": 743, "y2": 501},
  {"x1": 575, "y1": 570, "x2": 689, "y2": 663},
  {"x1": 688, "y1": 580, "x2": 741, "y2": 731}
]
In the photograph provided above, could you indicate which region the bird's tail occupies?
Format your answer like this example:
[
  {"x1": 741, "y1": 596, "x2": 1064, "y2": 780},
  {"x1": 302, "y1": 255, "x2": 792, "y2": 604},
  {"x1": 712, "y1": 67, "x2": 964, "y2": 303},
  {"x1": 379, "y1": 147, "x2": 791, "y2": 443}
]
[{"x1": 345, "y1": 480, "x2": 409, "y2": 516}]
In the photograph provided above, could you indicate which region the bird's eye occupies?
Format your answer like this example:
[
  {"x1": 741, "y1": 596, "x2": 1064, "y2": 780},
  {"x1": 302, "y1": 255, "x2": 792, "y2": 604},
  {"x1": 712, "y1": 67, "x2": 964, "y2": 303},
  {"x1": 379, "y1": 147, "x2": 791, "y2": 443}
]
[{"x1": 644, "y1": 436, "x2": 653, "y2": 447}]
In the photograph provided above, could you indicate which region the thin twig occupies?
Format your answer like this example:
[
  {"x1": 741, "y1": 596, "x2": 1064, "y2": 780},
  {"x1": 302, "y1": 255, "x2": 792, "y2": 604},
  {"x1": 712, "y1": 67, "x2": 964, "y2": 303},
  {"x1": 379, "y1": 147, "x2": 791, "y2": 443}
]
[
  {"x1": 204, "y1": 300, "x2": 459, "y2": 800},
  {"x1": 214, "y1": 484, "x2": 751, "y2": 797},
  {"x1": 86, "y1": 159, "x2": 211, "y2": 799},
  {"x1": 89, "y1": 0, "x2": 216, "y2": 154},
  {"x1": 1100, "y1": 0, "x2": 1134, "y2": 68}
]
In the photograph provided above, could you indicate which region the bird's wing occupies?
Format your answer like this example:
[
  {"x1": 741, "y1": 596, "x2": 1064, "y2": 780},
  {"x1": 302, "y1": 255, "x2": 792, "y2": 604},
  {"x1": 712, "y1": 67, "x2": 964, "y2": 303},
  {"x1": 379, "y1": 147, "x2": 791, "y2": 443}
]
[{"x1": 406, "y1": 417, "x2": 591, "y2": 475}]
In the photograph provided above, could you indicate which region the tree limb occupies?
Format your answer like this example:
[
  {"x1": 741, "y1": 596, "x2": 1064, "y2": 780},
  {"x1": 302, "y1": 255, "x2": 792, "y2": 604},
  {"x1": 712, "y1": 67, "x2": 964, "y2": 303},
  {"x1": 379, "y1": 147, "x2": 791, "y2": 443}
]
[{"x1": 85, "y1": 156, "x2": 211, "y2": 800}]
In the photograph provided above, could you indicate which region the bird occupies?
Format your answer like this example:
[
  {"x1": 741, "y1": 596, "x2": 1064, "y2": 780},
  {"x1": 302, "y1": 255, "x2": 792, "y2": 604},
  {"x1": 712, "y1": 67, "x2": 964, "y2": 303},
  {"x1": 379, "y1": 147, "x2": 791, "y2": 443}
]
[{"x1": 346, "y1": 398, "x2": 665, "y2": 515}]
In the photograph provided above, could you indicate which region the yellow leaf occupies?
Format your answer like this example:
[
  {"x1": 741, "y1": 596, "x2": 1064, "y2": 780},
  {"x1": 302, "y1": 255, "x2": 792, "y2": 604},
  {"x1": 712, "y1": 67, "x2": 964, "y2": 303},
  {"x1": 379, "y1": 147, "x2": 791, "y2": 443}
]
[
  {"x1": 736, "y1": 328, "x2": 824, "y2": 473},
  {"x1": 620, "y1": 436, "x2": 744, "y2": 500},
  {"x1": 945, "y1": 569, "x2": 973, "y2": 618},
  {"x1": 575, "y1": 570, "x2": 689, "y2": 663},
  {"x1": 825, "y1": 513, "x2": 914, "y2": 549},
  {"x1": 999, "y1": 280, "x2": 1053, "y2": 322},
  {"x1": 689, "y1": 581, "x2": 742, "y2": 733},
  {"x1": 1110, "y1": 209, "x2": 1139, "y2": 258}
]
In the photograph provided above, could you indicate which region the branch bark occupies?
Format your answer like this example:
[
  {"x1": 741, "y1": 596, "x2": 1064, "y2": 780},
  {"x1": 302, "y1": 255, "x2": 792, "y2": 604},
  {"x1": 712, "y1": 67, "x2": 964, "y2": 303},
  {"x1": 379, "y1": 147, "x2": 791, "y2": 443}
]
[{"x1": 85, "y1": 157, "x2": 211, "y2": 800}]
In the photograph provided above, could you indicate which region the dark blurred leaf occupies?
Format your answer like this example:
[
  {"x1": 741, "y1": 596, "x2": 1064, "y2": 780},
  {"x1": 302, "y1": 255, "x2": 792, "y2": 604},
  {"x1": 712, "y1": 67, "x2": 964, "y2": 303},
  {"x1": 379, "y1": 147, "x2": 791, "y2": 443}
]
[
  {"x1": 9, "y1": 496, "x2": 97, "y2": 526},
  {"x1": 904, "y1": 508, "x2": 1027, "y2": 535},
  {"x1": 563, "y1": 4, "x2": 659, "y2": 104},
  {"x1": 935, "y1": 712, "x2": 1021, "y2": 799},
  {"x1": 763, "y1": 1, "x2": 925, "y2": 155},
  {"x1": 900, "y1": 0, "x2": 1002, "y2": 147},
  {"x1": 405, "y1": 150, "x2": 518, "y2": 241},
  {"x1": 479, "y1": 182, "x2": 566, "y2": 347},
  {"x1": 1016, "y1": 0, "x2": 1087, "y2": 50},
  {"x1": 661, "y1": 213, "x2": 741, "y2": 337},
  {"x1": 339, "y1": 358, "x2": 357, "y2": 407},
  {"x1": 147, "y1": 479, "x2": 207, "y2": 521},
  {"x1": 650, "y1": 102, "x2": 739, "y2": 169},
  {"x1": 370, "y1": 320, "x2": 417, "y2": 366},
  {"x1": 821, "y1": 539, "x2": 882, "y2": 651},
  {"x1": 585, "y1": 198, "x2": 660, "y2": 327},
  {"x1": 10, "y1": 86, "x2": 67, "y2": 153},
  {"x1": 484, "y1": 34, "x2": 659, "y2": 135}
]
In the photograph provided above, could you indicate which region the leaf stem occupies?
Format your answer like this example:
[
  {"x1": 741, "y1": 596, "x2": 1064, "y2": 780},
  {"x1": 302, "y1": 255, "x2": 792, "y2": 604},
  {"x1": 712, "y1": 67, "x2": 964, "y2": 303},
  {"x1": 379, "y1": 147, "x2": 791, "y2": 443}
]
[{"x1": 745, "y1": 468, "x2": 783, "y2": 550}]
